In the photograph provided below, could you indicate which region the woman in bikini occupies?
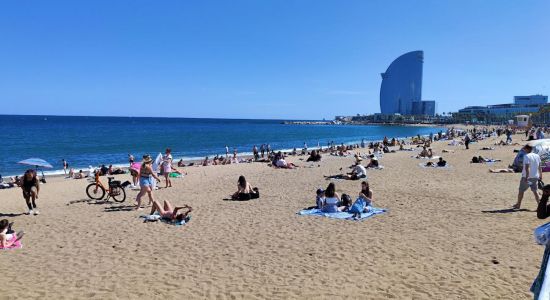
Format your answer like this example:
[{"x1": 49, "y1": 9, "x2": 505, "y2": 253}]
[{"x1": 149, "y1": 200, "x2": 192, "y2": 223}]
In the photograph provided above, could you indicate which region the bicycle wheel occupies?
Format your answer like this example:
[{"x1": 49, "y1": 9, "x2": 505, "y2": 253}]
[
  {"x1": 110, "y1": 186, "x2": 126, "y2": 202},
  {"x1": 86, "y1": 183, "x2": 105, "y2": 200}
]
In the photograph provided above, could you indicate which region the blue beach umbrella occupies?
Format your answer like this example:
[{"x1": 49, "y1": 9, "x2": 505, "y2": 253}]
[
  {"x1": 17, "y1": 158, "x2": 53, "y2": 179},
  {"x1": 18, "y1": 158, "x2": 53, "y2": 169}
]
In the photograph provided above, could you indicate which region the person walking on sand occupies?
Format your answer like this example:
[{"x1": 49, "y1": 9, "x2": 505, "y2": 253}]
[
  {"x1": 162, "y1": 148, "x2": 173, "y2": 188},
  {"x1": 20, "y1": 169, "x2": 40, "y2": 215},
  {"x1": 464, "y1": 133, "x2": 470, "y2": 150},
  {"x1": 513, "y1": 144, "x2": 542, "y2": 209},
  {"x1": 135, "y1": 155, "x2": 161, "y2": 210},
  {"x1": 62, "y1": 159, "x2": 69, "y2": 175}
]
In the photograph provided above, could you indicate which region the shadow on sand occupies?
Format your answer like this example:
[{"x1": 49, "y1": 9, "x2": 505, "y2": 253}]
[{"x1": 481, "y1": 208, "x2": 532, "y2": 214}]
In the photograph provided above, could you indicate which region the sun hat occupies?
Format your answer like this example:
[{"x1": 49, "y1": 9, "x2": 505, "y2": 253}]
[{"x1": 142, "y1": 154, "x2": 153, "y2": 163}]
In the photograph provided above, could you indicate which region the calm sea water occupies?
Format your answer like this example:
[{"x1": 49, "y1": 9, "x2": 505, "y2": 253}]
[{"x1": 0, "y1": 115, "x2": 444, "y2": 176}]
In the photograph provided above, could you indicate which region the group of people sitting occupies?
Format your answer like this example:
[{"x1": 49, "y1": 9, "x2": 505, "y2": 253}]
[
  {"x1": 416, "y1": 146, "x2": 434, "y2": 158},
  {"x1": 314, "y1": 181, "x2": 373, "y2": 217},
  {"x1": 425, "y1": 157, "x2": 447, "y2": 168}
]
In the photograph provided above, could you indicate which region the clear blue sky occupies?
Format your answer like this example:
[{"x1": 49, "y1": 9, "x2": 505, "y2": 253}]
[{"x1": 1, "y1": 0, "x2": 549, "y2": 120}]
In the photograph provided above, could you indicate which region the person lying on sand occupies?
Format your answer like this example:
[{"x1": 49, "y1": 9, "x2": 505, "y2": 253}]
[
  {"x1": 231, "y1": 175, "x2": 259, "y2": 200},
  {"x1": 149, "y1": 200, "x2": 192, "y2": 223},
  {"x1": 489, "y1": 168, "x2": 515, "y2": 173},
  {"x1": 471, "y1": 156, "x2": 502, "y2": 164},
  {"x1": 442, "y1": 149, "x2": 455, "y2": 153}
]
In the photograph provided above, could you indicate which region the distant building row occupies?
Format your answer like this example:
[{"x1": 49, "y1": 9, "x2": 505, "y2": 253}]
[{"x1": 456, "y1": 95, "x2": 548, "y2": 122}]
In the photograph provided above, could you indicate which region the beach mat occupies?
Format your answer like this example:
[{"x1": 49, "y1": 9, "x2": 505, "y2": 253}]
[
  {"x1": 418, "y1": 163, "x2": 452, "y2": 169},
  {"x1": 297, "y1": 206, "x2": 386, "y2": 221}
]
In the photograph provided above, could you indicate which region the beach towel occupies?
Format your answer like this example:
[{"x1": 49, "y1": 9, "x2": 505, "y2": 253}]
[
  {"x1": 297, "y1": 206, "x2": 386, "y2": 221},
  {"x1": 418, "y1": 163, "x2": 452, "y2": 169},
  {"x1": 0, "y1": 235, "x2": 22, "y2": 250},
  {"x1": 367, "y1": 166, "x2": 384, "y2": 170},
  {"x1": 140, "y1": 213, "x2": 190, "y2": 227}
]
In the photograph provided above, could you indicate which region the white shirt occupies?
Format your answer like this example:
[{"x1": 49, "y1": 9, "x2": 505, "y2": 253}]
[
  {"x1": 354, "y1": 165, "x2": 367, "y2": 177},
  {"x1": 523, "y1": 152, "x2": 541, "y2": 179}
]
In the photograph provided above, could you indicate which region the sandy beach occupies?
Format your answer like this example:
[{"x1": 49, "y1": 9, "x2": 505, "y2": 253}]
[{"x1": 0, "y1": 133, "x2": 545, "y2": 299}]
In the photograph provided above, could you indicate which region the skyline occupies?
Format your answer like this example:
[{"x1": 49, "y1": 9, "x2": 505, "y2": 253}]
[{"x1": 1, "y1": 1, "x2": 549, "y2": 120}]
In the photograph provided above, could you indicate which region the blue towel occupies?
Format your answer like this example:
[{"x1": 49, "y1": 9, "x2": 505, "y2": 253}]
[{"x1": 297, "y1": 206, "x2": 386, "y2": 221}]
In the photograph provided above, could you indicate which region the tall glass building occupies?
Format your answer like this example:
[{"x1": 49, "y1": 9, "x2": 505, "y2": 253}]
[{"x1": 380, "y1": 51, "x2": 424, "y2": 115}]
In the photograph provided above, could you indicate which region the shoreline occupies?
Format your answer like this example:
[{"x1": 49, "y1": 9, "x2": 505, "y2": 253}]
[{"x1": 0, "y1": 131, "x2": 540, "y2": 299}]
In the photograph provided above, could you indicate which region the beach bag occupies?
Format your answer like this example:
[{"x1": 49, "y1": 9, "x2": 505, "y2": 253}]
[{"x1": 349, "y1": 197, "x2": 367, "y2": 214}]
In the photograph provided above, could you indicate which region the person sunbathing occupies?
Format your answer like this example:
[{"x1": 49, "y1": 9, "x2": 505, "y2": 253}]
[
  {"x1": 149, "y1": 200, "x2": 192, "y2": 223},
  {"x1": 231, "y1": 175, "x2": 259, "y2": 200},
  {"x1": 489, "y1": 168, "x2": 515, "y2": 173}
]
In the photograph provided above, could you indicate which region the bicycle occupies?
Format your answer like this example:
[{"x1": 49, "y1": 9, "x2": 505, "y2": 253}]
[{"x1": 85, "y1": 173, "x2": 126, "y2": 202}]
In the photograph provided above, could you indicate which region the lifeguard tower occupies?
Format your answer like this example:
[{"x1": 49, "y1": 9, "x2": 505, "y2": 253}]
[{"x1": 516, "y1": 115, "x2": 529, "y2": 128}]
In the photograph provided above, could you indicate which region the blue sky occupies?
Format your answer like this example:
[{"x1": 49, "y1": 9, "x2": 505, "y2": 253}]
[{"x1": 1, "y1": 0, "x2": 549, "y2": 119}]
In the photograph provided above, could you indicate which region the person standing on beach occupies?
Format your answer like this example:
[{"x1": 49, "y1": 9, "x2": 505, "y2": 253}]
[
  {"x1": 260, "y1": 144, "x2": 265, "y2": 158},
  {"x1": 20, "y1": 169, "x2": 40, "y2": 215},
  {"x1": 464, "y1": 133, "x2": 470, "y2": 150},
  {"x1": 253, "y1": 145, "x2": 259, "y2": 161},
  {"x1": 128, "y1": 154, "x2": 134, "y2": 166},
  {"x1": 135, "y1": 155, "x2": 160, "y2": 210},
  {"x1": 267, "y1": 144, "x2": 271, "y2": 156},
  {"x1": 513, "y1": 144, "x2": 542, "y2": 209},
  {"x1": 162, "y1": 148, "x2": 173, "y2": 188},
  {"x1": 62, "y1": 159, "x2": 69, "y2": 175}
]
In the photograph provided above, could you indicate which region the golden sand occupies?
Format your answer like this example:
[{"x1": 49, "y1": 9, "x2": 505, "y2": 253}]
[{"x1": 0, "y1": 133, "x2": 543, "y2": 299}]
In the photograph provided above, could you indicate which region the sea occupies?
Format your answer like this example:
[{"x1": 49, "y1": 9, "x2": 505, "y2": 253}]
[{"x1": 0, "y1": 115, "x2": 445, "y2": 176}]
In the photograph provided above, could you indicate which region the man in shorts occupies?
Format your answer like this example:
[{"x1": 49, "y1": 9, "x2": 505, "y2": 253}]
[{"x1": 513, "y1": 144, "x2": 542, "y2": 209}]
